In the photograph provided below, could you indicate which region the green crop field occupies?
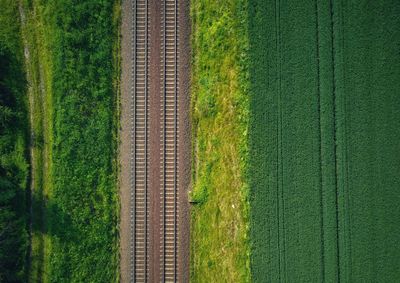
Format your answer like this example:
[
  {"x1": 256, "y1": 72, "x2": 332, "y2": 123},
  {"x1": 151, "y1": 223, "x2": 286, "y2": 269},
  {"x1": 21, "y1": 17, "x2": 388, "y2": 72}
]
[
  {"x1": 249, "y1": 0, "x2": 400, "y2": 282},
  {"x1": 190, "y1": 0, "x2": 251, "y2": 281},
  {"x1": 19, "y1": 0, "x2": 121, "y2": 281}
]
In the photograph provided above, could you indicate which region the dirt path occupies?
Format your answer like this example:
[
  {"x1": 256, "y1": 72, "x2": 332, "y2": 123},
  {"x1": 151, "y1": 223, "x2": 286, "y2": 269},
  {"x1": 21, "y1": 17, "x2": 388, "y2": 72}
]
[{"x1": 120, "y1": 0, "x2": 190, "y2": 282}]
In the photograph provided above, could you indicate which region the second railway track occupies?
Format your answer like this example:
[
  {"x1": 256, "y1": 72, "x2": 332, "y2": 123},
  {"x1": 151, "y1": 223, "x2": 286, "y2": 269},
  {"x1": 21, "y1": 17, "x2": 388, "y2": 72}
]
[{"x1": 160, "y1": 0, "x2": 179, "y2": 281}]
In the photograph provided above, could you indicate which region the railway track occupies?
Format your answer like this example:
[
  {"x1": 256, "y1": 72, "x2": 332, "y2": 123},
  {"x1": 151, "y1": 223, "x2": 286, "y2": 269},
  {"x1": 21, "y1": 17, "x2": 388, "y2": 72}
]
[
  {"x1": 130, "y1": 0, "x2": 180, "y2": 282},
  {"x1": 131, "y1": 0, "x2": 149, "y2": 281},
  {"x1": 160, "y1": 0, "x2": 180, "y2": 282}
]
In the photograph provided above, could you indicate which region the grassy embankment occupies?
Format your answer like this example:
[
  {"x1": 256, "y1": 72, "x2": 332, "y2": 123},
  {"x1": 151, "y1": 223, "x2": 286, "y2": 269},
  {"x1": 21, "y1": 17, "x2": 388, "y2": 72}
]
[
  {"x1": 0, "y1": 1, "x2": 29, "y2": 281},
  {"x1": 21, "y1": 0, "x2": 121, "y2": 281},
  {"x1": 190, "y1": 0, "x2": 251, "y2": 281},
  {"x1": 248, "y1": 0, "x2": 400, "y2": 281}
]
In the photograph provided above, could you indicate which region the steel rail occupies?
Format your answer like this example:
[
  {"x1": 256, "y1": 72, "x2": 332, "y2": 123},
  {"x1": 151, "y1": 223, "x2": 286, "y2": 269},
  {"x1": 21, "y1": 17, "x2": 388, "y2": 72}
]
[
  {"x1": 162, "y1": 0, "x2": 167, "y2": 279},
  {"x1": 130, "y1": 0, "x2": 137, "y2": 280},
  {"x1": 144, "y1": 0, "x2": 148, "y2": 278},
  {"x1": 173, "y1": 0, "x2": 178, "y2": 281},
  {"x1": 161, "y1": 0, "x2": 167, "y2": 282}
]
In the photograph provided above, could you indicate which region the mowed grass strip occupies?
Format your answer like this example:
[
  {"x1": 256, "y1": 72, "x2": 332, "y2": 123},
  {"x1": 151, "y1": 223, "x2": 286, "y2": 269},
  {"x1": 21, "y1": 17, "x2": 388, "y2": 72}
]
[
  {"x1": 20, "y1": 0, "x2": 54, "y2": 280},
  {"x1": 190, "y1": 0, "x2": 251, "y2": 282},
  {"x1": 21, "y1": 0, "x2": 121, "y2": 281}
]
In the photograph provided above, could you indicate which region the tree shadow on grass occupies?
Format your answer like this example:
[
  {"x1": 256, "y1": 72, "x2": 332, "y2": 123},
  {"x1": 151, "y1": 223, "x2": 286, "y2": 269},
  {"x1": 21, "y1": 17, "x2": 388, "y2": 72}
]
[{"x1": 30, "y1": 193, "x2": 79, "y2": 244}]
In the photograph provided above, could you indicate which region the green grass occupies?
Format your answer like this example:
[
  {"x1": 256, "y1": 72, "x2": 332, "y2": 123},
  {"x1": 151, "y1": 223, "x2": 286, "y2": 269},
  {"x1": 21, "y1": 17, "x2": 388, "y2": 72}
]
[
  {"x1": 248, "y1": 0, "x2": 400, "y2": 281},
  {"x1": 0, "y1": 0, "x2": 29, "y2": 281},
  {"x1": 20, "y1": 0, "x2": 121, "y2": 281},
  {"x1": 190, "y1": 0, "x2": 251, "y2": 282}
]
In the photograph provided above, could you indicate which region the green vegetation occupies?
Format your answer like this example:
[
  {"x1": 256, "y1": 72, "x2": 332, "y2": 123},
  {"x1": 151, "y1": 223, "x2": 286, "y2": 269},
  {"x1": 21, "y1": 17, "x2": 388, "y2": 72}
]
[
  {"x1": 332, "y1": 1, "x2": 400, "y2": 280},
  {"x1": 190, "y1": 0, "x2": 251, "y2": 281},
  {"x1": 19, "y1": 1, "x2": 53, "y2": 280},
  {"x1": 20, "y1": 0, "x2": 121, "y2": 281},
  {"x1": 248, "y1": 1, "x2": 325, "y2": 280},
  {"x1": 248, "y1": 0, "x2": 400, "y2": 281},
  {"x1": 0, "y1": 1, "x2": 29, "y2": 281}
]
